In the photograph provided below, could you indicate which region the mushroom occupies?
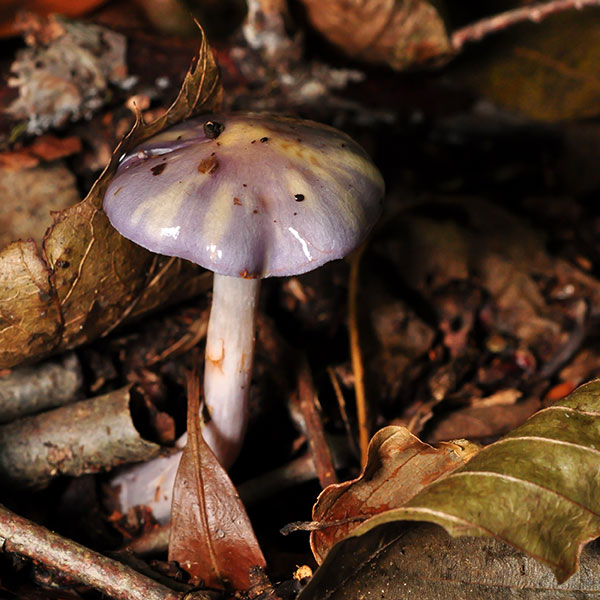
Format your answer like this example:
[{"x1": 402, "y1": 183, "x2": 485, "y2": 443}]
[{"x1": 104, "y1": 113, "x2": 384, "y2": 520}]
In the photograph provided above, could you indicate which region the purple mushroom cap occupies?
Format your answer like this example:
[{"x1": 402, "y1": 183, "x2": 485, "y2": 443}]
[{"x1": 104, "y1": 113, "x2": 384, "y2": 278}]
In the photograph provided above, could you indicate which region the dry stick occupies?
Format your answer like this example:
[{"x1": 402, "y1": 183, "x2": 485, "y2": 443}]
[
  {"x1": 0, "y1": 353, "x2": 82, "y2": 424},
  {"x1": 296, "y1": 360, "x2": 337, "y2": 488},
  {"x1": 0, "y1": 504, "x2": 190, "y2": 600},
  {"x1": 451, "y1": 0, "x2": 600, "y2": 50},
  {"x1": 348, "y1": 241, "x2": 369, "y2": 466},
  {"x1": 326, "y1": 366, "x2": 359, "y2": 458},
  {"x1": 0, "y1": 386, "x2": 165, "y2": 489}
]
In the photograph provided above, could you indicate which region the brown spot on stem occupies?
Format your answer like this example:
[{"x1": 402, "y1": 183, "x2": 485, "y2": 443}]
[
  {"x1": 206, "y1": 340, "x2": 225, "y2": 373},
  {"x1": 233, "y1": 197, "x2": 242, "y2": 206}
]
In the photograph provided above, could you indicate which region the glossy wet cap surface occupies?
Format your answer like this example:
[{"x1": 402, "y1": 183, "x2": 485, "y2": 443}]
[{"x1": 104, "y1": 113, "x2": 385, "y2": 278}]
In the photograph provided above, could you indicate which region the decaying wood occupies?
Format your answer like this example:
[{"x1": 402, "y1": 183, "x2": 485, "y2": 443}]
[
  {"x1": 0, "y1": 352, "x2": 82, "y2": 423},
  {"x1": 0, "y1": 503, "x2": 218, "y2": 600},
  {"x1": 0, "y1": 386, "x2": 171, "y2": 488}
]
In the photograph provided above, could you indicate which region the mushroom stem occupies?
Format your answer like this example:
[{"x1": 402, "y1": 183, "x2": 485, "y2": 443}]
[{"x1": 201, "y1": 274, "x2": 261, "y2": 468}]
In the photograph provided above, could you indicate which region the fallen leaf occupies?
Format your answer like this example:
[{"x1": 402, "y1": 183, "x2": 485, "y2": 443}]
[
  {"x1": 0, "y1": 1, "x2": 106, "y2": 38},
  {"x1": 0, "y1": 24, "x2": 221, "y2": 368},
  {"x1": 382, "y1": 197, "x2": 600, "y2": 366},
  {"x1": 298, "y1": 0, "x2": 452, "y2": 70},
  {"x1": 454, "y1": 11, "x2": 600, "y2": 121},
  {"x1": 310, "y1": 426, "x2": 479, "y2": 563},
  {"x1": 0, "y1": 241, "x2": 62, "y2": 367},
  {"x1": 299, "y1": 521, "x2": 600, "y2": 600},
  {"x1": 169, "y1": 374, "x2": 266, "y2": 591},
  {"x1": 427, "y1": 394, "x2": 541, "y2": 443},
  {"x1": 335, "y1": 380, "x2": 600, "y2": 583}
]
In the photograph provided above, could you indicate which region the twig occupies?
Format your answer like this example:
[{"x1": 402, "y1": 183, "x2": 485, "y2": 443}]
[
  {"x1": 295, "y1": 359, "x2": 337, "y2": 488},
  {"x1": 0, "y1": 353, "x2": 82, "y2": 423},
  {"x1": 451, "y1": 0, "x2": 600, "y2": 50},
  {"x1": 326, "y1": 366, "x2": 359, "y2": 457},
  {"x1": 0, "y1": 386, "x2": 164, "y2": 489},
  {"x1": 0, "y1": 503, "x2": 194, "y2": 600},
  {"x1": 348, "y1": 241, "x2": 369, "y2": 465}
]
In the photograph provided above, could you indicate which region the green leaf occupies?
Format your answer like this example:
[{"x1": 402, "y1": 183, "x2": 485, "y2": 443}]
[
  {"x1": 315, "y1": 380, "x2": 600, "y2": 584},
  {"x1": 0, "y1": 25, "x2": 221, "y2": 368}
]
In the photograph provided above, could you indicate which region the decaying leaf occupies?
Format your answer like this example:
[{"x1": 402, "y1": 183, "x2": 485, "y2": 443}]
[
  {"x1": 0, "y1": 1, "x2": 106, "y2": 38},
  {"x1": 383, "y1": 197, "x2": 600, "y2": 365},
  {"x1": 310, "y1": 426, "x2": 479, "y2": 563},
  {"x1": 327, "y1": 380, "x2": 600, "y2": 584},
  {"x1": 300, "y1": 522, "x2": 600, "y2": 600},
  {"x1": 0, "y1": 24, "x2": 221, "y2": 369},
  {"x1": 455, "y1": 11, "x2": 600, "y2": 121},
  {"x1": 299, "y1": 0, "x2": 452, "y2": 70},
  {"x1": 169, "y1": 374, "x2": 265, "y2": 591}
]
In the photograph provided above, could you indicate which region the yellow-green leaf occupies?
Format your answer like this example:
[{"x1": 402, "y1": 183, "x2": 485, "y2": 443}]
[{"x1": 346, "y1": 380, "x2": 600, "y2": 583}]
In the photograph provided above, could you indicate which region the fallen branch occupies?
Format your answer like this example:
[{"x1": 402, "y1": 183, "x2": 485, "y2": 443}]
[
  {"x1": 0, "y1": 503, "x2": 216, "y2": 600},
  {"x1": 451, "y1": 0, "x2": 600, "y2": 50}
]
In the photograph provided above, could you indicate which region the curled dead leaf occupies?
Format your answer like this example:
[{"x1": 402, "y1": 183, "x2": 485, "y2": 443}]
[
  {"x1": 343, "y1": 380, "x2": 600, "y2": 584},
  {"x1": 299, "y1": 0, "x2": 453, "y2": 70},
  {"x1": 310, "y1": 426, "x2": 479, "y2": 563}
]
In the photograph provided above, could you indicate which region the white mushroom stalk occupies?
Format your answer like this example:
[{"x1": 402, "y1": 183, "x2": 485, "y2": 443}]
[
  {"x1": 103, "y1": 113, "x2": 384, "y2": 522},
  {"x1": 202, "y1": 274, "x2": 260, "y2": 467}
]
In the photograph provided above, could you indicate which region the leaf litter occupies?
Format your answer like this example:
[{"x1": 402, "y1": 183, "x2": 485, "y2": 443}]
[
  {"x1": 308, "y1": 381, "x2": 600, "y2": 585},
  {"x1": 0, "y1": 23, "x2": 220, "y2": 369},
  {"x1": 2, "y1": 3, "x2": 600, "y2": 600}
]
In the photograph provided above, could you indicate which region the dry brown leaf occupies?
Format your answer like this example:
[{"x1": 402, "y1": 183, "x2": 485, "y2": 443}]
[
  {"x1": 0, "y1": 1, "x2": 107, "y2": 38},
  {"x1": 310, "y1": 426, "x2": 479, "y2": 563},
  {"x1": 169, "y1": 374, "x2": 266, "y2": 591},
  {"x1": 299, "y1": 0, "x2": 452, "y2": 70},
  {"x1": 0, "y1": 25, "x2": 221, "y2": 368},
  {"x1": 455, "y1": 11, "x2": 600, "y2": 121},
  {"x1": 0, "y1": 241, "x2": 62, "y2": 365}
]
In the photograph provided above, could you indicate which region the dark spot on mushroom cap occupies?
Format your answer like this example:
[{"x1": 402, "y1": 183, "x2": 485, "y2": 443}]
[
  {"x1": 203, "y1": 120, "x2": 225, "y2": 139},
  {"x1": 197, "y1": 155, "x2": 219, "y2": 174},
  {"x1": 151, "y1": 163, "x2": 167, "y2": 176},
  {"x1": 233, "y1": 197, "x2": 242, "y2": 205},
  {"x1": 242, "y1": 183, "x2": 247, "y2": 187},
  {"x1": 253, "y1": 209, "x2": 258, "y2": 214},
  {"x1": 294, "y1": 194, "x2": 305, "y2": 202},
  {"x1": 260, "y1": 137, "x2": 269, "y2": 143}
]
